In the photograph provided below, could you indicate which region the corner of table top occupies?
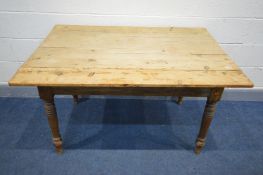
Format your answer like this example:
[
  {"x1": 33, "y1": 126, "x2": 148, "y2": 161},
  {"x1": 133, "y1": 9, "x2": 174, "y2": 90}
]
[{"x1": 8, "y1": 77, "x2": 18, "y2": 86}]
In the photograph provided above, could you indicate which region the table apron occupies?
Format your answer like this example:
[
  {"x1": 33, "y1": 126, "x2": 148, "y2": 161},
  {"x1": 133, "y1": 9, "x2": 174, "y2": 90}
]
[{"x1": 37, "y1": 86, "x2": 219, "y2": 97}]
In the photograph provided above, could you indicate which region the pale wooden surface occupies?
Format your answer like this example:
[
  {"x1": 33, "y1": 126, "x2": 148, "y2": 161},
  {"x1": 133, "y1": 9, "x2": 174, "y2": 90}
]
[{"x1": 9, "y1": 25, "x2": 253, "y2": 88}]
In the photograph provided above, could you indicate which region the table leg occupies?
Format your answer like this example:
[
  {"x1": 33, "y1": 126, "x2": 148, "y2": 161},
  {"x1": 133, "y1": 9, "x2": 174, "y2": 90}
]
[
  {"x1": 171, "y1": 96, "x2": 183, "y2": 104},
  {"x1": 38, "y1": 88, "x2": 63, "y2": 153},
  {"x1": 194, "y1": 88, "x2": 223, "y2": 154},
  {"x1": 73, "y1": 95, "x2": 79, "y2": 104},
  {"x1": 176, "y1": 96, "x2": 183, "y2": 105}
]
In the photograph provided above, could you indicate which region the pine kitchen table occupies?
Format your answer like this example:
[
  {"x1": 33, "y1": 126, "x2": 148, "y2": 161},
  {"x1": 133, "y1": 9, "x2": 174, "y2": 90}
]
[{"x1": 9, "y1": 25, "x2": 253, "y2": 154}]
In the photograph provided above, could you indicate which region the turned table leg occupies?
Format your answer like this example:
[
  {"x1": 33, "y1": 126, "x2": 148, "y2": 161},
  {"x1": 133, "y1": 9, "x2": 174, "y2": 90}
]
[
  {"x1": 195, "y1": 88, "x2": 224, "y2": 154},
  {"x1": 38, "y1": 87, "x2": 63, "y2": 153}
]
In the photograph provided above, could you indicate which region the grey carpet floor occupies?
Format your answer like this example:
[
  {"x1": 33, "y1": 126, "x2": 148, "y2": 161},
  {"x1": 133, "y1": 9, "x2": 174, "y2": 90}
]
[{"x1": 0, "y1": 97, "x2": 263, "y2": 175}]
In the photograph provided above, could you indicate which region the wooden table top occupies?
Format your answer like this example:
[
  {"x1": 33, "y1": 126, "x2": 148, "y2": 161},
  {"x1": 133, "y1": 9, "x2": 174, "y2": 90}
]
[{"x1": 9, "y1": 25, "x2": 253, "y2": 88}]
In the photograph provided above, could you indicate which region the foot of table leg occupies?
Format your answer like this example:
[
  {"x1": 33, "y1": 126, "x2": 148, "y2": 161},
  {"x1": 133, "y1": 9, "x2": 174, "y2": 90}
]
[
  {"x1": 53, "y1": 137, "x2": 63, "y2": 154},
  {"x1": 194, "y1": 88, "x2": 224, "y2": 154},
  {"x1": 73, "y1": 95, "x2": 79, "y2": 104},
  {"x1": 195, "y1": 138, "x2": 206, "y2": 154},
  {"x1": 38, "y1": 87, "x2": 63, "y2": 154}
]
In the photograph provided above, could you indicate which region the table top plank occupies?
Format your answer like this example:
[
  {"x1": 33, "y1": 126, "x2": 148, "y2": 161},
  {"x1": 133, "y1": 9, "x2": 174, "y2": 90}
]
[
  {"x1": 23, "y1": 47, "x2": 238, "y2": 71},
  {"x1": 10, "y1": 67, "x2": 251, "y2": 88},
  {"x1": 9, "y1": 25, "x2": 253, "y2": 88}
]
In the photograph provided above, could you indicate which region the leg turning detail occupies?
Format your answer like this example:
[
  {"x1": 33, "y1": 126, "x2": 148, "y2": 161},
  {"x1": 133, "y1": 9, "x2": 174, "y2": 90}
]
[
  {"x1": 194, "y1": 88, "x2": 224, "y2": 154},
  {"x1": 38, "y1": 87, "x2": 63, "y2": 154}
]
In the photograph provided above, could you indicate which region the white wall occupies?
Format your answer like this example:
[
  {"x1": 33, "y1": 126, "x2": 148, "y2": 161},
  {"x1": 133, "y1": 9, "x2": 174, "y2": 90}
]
[{"x1": 0, "y1": 0, "x2": 263, "y2": 88}]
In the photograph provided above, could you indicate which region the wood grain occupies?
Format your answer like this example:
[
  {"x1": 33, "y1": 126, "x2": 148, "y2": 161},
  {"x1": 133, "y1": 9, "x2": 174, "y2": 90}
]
[{"x1": 9, "y1": 25, "x2": 253, "y2": 88}]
